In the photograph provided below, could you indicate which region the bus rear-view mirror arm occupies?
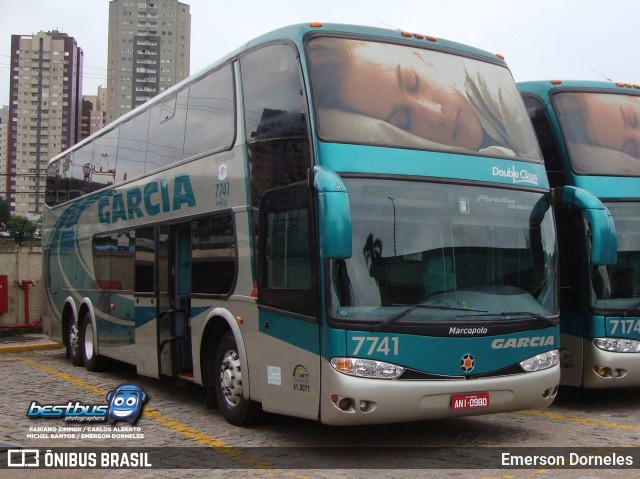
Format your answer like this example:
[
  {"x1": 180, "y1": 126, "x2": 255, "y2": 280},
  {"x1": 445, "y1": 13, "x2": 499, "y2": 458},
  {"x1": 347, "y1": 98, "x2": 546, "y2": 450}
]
[
  {"x1": 553, "y1": 186, "x2": 618, "y2": 266},
  {"x1": 313, "y1": 166, "x2": 353, "y2": 260}
]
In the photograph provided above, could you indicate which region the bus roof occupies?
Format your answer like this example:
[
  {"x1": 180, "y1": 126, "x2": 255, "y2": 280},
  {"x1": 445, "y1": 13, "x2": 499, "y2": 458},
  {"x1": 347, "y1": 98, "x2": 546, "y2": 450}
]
[
  {"x1": 242, "y1": 23, "x2": 508, "y2": 64},
  {"x1": 518, "y1": 80, "x2": 640, "y2": 197},
  {"x1": 48, "y1": 23, "x2": 511, "y2": 169},
  {"x1": 518, "y1": 79, "x2": 640, "y2": 102}
]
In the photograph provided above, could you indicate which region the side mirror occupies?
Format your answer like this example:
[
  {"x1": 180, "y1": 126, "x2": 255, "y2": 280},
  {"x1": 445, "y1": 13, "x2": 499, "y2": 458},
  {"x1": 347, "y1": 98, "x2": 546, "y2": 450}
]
[
  {"x1": 559, "y1": 186, "x2": 617, "y2": 265},
  {"x1": 313, "y1": 166, "x2": 352, "y2": 259}
]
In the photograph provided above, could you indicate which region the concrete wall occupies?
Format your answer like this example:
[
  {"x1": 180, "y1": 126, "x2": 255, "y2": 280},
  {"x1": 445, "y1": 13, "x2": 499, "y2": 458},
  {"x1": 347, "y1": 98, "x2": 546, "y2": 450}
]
[{"x1": 0, "y1": 244, "x2": 42, "y2": 328}]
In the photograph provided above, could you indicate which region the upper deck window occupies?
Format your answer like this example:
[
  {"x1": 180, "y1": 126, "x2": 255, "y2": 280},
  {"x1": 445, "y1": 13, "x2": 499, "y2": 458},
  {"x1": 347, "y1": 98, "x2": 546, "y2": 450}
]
[
  {"x1": 307, "y1": 37, "x2": 541, "y2": 162},
  {"x1": 553, "y1": 92, "x2": 640, "y2": 176}
]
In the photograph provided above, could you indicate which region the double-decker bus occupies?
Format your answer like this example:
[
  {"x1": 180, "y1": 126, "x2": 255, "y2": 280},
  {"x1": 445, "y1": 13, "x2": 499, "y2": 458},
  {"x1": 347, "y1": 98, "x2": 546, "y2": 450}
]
[
  {"x1": 43, "y1": 23, "x2": 577, "y2": 426},
  {"x1": 519, "y1": 80, "x2": 638, "y2": 388}
]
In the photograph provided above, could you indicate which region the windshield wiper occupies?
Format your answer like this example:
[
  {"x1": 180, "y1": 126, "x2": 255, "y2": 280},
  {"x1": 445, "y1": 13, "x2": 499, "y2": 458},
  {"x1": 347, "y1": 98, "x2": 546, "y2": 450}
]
[
  {"x1": 373, "y1": 304, "x2": 487, "y2": 332},
  {"x1": 462, "y1": 311, "x2": 557, "y2": 328}
]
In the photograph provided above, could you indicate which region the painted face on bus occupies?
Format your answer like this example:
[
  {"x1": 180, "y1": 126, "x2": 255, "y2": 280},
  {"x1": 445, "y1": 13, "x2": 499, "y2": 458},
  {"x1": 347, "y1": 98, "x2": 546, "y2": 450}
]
[
  {"x1": 336, "y1": 42, "x2": 484, "y2": 150},
  {"x1": 579, "y1": 93, "x2": 640, "y2": 159}
]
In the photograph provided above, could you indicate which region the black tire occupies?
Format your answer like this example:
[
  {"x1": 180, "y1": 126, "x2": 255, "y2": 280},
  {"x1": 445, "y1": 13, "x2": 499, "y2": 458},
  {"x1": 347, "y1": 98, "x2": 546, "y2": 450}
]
[
  {"x1": 81, "y1": 314, "x2": 104, "y2": 372},
  {"x1": 68, "y1": 320, "x2": 84, "y2": 367},
  {"x1": 213, "y1": 331, "x2": 260, "y2": 426}
]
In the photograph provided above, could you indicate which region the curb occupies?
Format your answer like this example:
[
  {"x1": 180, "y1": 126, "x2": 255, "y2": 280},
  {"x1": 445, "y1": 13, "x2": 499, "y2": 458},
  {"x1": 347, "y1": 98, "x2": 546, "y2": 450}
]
[{"x1": 0, "y1": 342, "x2": 63, "y2": 354}]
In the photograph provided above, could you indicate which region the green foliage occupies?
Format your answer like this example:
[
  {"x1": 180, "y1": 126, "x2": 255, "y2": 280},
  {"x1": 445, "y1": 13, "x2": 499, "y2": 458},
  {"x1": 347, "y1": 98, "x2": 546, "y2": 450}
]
[
  {"x1": 6, "y1": 214, "x2": 39, "y2": 247},
  {"x1": 0, "y1": 197, "x2": 10, "y2": 232}
]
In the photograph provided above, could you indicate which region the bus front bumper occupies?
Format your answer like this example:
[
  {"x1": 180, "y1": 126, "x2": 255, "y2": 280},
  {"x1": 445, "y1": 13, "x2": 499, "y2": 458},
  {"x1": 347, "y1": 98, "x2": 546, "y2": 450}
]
[
  {"x1": 582, "y1": 341, "x2": 640, "y2": 388},
  {"x1": 319, "y1": 360, "x2": 560, "y2": 426}
]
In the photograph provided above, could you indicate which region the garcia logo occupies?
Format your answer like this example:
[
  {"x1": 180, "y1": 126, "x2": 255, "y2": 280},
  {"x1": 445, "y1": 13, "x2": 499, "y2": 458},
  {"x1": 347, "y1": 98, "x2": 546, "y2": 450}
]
[
  {"x1": 26, "y1": 384, "x2": 147, "y2": 424},
  {"x1": 492, "y1": 166, "x2": 539, "y2": 186},
  {"x1": 491, "y1": 336, "x2": 555, "y2": 349},
  {"x1": 97, "y1": 175, "x2": 196, "y2": 225}
]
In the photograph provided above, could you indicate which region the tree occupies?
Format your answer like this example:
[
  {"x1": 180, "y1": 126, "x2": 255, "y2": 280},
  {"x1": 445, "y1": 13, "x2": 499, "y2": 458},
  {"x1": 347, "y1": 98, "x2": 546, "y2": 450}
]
[
  {"x1": 6, "y1": 214, "x2": 39, "y2": 247},
  {"x1": 0, "y1": 197, "x2": 10, "y2": 232}
]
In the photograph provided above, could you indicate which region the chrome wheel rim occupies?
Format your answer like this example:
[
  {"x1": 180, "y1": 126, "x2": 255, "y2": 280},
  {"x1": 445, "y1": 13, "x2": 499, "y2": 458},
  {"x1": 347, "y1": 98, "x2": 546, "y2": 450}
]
[
  {"x1": 84, "y1": 322, "x2": 94, "y2": 359},
  {"x1": 219, "y1": 349, "x2": 243, "y2": 407},
  {"x1": 69, "y1": 323, "x2": 80, "y2": 356}
]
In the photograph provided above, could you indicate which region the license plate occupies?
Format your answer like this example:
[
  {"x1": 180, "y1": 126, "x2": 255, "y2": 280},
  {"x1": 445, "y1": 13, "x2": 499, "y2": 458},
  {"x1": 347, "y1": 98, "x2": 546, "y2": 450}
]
[{"x1": 450, "y1": 392, "x2": 490, "y2": 410}]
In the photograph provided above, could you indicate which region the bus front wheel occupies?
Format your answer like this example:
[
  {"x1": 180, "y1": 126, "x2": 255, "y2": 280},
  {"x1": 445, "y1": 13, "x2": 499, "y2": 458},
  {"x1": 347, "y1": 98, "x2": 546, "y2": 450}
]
[{"x1": 213, "y1": 331, "x2": 260, "y2": 426}]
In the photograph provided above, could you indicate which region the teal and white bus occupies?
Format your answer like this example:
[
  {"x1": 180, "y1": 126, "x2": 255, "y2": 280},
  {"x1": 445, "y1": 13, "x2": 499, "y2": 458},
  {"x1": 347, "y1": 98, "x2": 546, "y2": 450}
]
[
  {"x1": 519, "y1": 80, "x2": 639, "y2": 388},
  {"x1": 43, "y1": 23, "x2": 580, "y2": 426}
]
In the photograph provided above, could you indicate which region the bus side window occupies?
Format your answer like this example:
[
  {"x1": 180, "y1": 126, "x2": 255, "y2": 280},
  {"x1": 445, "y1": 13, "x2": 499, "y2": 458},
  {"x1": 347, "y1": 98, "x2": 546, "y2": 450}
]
[
  {"x1": 147, "y1": 89, "x2": 188, "y2": 171},
  {"x1": 92, "y1": 231, "x2": 134, "y2": 293},
  {"x1": 135, "y1": 226, "x2": 156, "y2": 293},
  {"x1": 117, "y1": 110, "x2": 150, "y2": 183},
  {"x1": 92, "y1": 128, "x2": 118, "y2": 192},
  {"x1": 258, "y1": 183, "x2": 318, "y2": 318},
  {"x1": 183, "y1": 64, "x2": 235, "y2": 159},
  {"x1": 191, "y1": 212, "x2": 236, "y2": 296},
  {"x1": 45, "y1": 158, "x2": 62, "y2": 207},
  {"x1": 522, "y1": 95, "x2": 565, "y2": 188},
  {"x1": 56, "y1": 150, "x2": 90, "y2": 204},
  {"x1": 240, "y1": 44, "x2": 311, "y2": 209},
  {"x1": 73, "y1": 143, "x2": 94, "y2": 195}
]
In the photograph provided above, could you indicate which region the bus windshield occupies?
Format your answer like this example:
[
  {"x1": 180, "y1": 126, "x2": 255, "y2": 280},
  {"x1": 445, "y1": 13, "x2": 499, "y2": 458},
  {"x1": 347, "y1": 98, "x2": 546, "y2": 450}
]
[
  {"x1": 307, "y1": 37, "x2": 542, "y2": 161},
  {"x1": 591, "y1": 202, "x2": 640, "y2": 311},
  {"x1": 329, "y1": 179, "x2": 557, "y2": 323},
  {"x1": 553, "y1": 92, "x2": 640, "y2": 176}
]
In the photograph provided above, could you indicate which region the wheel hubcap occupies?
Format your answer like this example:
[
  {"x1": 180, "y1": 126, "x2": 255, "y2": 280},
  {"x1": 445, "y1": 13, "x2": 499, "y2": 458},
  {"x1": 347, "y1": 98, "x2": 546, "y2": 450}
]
[
  {"x1": 84, "y1": 323, "x2": 94, "y2": 359},
  {"x1": 69, "y1": 324, "x2": 80, "y2": 356},
  {"x1": 219, "y1": 349, "x2": 243, "y2": 407}
]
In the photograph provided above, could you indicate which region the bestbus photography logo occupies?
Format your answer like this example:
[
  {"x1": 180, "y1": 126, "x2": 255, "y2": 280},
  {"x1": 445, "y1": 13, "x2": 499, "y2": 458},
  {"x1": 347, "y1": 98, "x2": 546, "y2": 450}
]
[{"x1": 26, "y1": 384, "x2": 147, "y2": 424}]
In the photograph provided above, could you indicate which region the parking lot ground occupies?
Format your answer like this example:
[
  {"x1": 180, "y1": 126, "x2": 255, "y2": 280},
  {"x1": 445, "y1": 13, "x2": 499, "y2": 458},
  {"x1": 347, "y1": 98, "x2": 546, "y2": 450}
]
[{"x1": 1, "y1": 339, "x2": 639, "y2": 478}]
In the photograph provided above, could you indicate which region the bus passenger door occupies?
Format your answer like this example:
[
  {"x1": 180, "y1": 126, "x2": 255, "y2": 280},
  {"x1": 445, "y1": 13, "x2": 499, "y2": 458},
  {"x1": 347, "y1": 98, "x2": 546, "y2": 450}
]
[
  {"x1": 555, "y1": 207, "x2": 584, "y2": 386},
  {"x1": 257, "y1": 184, "x2": 321, "y2": 420},
  {"x1": 158, "y1": 223, "x2": 193, "y2": 378}
]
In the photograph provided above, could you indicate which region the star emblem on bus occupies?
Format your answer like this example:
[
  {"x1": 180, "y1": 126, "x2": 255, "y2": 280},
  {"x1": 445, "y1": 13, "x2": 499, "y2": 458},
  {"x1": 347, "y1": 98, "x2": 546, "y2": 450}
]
[{"x1": 460, "y1": 354, "x2": 475, "y2": 373}]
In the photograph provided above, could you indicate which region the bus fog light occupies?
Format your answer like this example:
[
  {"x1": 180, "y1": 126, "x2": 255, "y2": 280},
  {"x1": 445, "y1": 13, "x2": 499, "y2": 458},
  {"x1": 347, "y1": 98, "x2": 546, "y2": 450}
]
[
  {"x1": 330, "y1": 357, "x2": 405, "y2": 379},
  {"x1": 520, "y1": 349, "x2": 559, "y2": 372},
  {"x1": 594, "y1": 338, "x2": 640, "y2": 353}
]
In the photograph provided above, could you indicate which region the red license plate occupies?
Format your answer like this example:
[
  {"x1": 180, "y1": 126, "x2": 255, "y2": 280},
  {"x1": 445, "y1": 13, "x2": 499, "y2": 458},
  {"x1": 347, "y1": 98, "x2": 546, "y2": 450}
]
[{"x1": 450, "y1": 392, "x2": 490, "y2": 410}]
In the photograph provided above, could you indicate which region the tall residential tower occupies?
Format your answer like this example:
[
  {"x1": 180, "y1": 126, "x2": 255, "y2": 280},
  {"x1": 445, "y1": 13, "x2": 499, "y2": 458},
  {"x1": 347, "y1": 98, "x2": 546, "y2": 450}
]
[
  {"x1": 106, "y1": 0, "x2": 191, "y2": 124},
  {"x1": 7, "y1": 30, "x2": 83, "y2": 215}
]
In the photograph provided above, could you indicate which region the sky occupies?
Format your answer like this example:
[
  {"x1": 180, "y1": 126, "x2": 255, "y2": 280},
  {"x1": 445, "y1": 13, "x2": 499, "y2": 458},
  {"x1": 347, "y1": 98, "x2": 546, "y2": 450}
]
[{"x1": 1, "y1": 0, "x2": 639, "y2": 107}]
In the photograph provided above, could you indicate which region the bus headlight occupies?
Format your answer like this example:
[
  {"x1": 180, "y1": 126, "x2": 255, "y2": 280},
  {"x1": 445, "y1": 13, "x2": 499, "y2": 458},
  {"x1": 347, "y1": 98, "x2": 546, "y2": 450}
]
[
  {"x1": 330, "y1": 358, "x2": 405, "y2": 379},
  {"x1": 520, "y1": 349, "x2": 559, "y2": 372},
  {"x1": 594, "y1": 338, "x2": 640, "y2": 353}
]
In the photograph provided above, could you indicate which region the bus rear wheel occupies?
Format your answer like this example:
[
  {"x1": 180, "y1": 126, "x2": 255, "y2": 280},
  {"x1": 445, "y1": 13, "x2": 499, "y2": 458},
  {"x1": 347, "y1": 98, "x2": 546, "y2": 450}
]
[
  {"x1": 213, "y1": 331, "x2": 260, "y2": 426},
  {"x1": 81, "y1": 315, "x2": 104, "y2": 371},
  {"x1": 68, "y1": 321, "x2": 84, "y2": 367}
]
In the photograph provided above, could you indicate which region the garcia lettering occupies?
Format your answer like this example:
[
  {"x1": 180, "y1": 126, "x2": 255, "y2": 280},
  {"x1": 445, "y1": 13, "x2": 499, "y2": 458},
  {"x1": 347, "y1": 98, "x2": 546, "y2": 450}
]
[
  {"x1": 98, "y1": 175, "x2": 195, "y2": 225},
  {"x1": 491, "y1": 336, "x2": 555, "y2": 349}
]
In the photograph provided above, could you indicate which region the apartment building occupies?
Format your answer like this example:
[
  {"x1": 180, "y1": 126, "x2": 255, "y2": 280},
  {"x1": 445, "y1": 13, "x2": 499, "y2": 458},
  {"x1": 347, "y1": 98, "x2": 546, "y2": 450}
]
[
  {"x1": 79, "y1": 88, "x2": 107, "y2": 141},
  {"x1": 106, "y1": 0, "x2": 191, "y2": 124},
  {"x1": 0, "y1": 106, "x2": 9, "y2": 197},
  {"x1": 7, "y1": 30, "x2": 83, "y2": 215}
]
